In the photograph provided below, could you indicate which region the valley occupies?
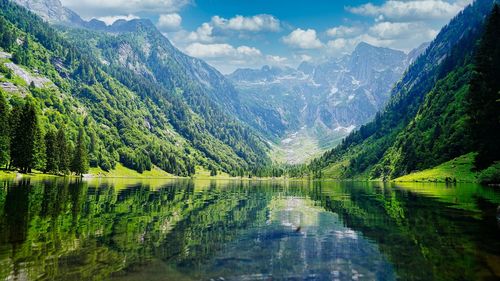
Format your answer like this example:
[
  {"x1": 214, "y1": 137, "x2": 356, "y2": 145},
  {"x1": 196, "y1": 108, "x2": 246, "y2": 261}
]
[
  {"x1": 0, "y1": 0, "x2": 498, "y2": 183},
  {"x1": 229, "y1": 42, "x2": 427, "y2": 163},
  {"x1": 0, "y1": 1, "x2": 499, "y2": 281}
]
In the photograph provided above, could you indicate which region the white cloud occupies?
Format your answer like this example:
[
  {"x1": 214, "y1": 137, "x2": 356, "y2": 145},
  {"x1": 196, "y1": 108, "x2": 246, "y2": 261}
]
[
  {"x1": 61, "y1": 0, "x2": 191, "y2": 18},
  {"x1": 184, "y1": 43, "x2": 261, "y2": 58},
  {"x1": 95, "y1": 14, "x2": 139, "y2": 25},
  {"x1": 326, "y1": 25, "x2": 362, "y2": 38},
  {"x1": 266, "y1": 55, "x2": 288, "y2": 64},
  {"x1": 186, "y1": 23, "x2": 215, "y2": 43},
  {"x1": 157, "y1": 13, "x2": 182, "y2": 31},
  {"x1": 327, "y1": 38, "x2": 352, "y2": 52},
  {"x1": 182, "y1": 43, "x2": 292, "y2": 74},
  {"x1": 322, "y1": 0, "x2": 468, "y2": 55},
  {"x1": 283, "y1": 28, "x2": 323, "y2": 49},
  {"x1": 325, "y1": 24, "x2": 438, "y2": 56},
  {"x1": 347, "y1": 0, "x2": 471, "y2": 22},
  {"x1": 368, "y1": 22, "x2": 436, "y2": 39},
  {"x1": 211, "y1": 14, "x2": 280, "y2": 32},
  {"x1": 237, "y1": 45, "x2": 263, "y2": 56},
  {"x1": 174, "y1": 13, "x2": 281, "y2": 45},
  {"x1": 297, "y1": 54, "x2": 313, "y2": 62}
]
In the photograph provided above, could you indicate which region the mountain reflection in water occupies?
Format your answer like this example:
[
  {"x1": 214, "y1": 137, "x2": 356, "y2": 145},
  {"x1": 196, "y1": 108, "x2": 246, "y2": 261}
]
[{"x1": 0, "y1": 178, "x2": 499, "y2": 281}]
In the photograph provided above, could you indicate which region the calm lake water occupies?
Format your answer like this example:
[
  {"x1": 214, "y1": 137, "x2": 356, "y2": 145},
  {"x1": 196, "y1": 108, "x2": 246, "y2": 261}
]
[{"x1": 0, "y1": 178, "x2": 499, "y2": 281}]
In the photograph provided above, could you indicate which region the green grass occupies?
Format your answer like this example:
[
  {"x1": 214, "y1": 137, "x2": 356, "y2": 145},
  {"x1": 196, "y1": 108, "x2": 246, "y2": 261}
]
[
  {"x1": 0, "y1": 170, "x2": 17, "y2": 178},
  {"x1": 89, "y1": 164, "x2": 242, "y2": 180},
  {"x1": 0, "y1": 165, "x2": 173, "y2": 180},
  {"x1": 0, "y1": 169, "x2": 70, "y2": 179},
  {"x1": 191, "y1": 166, "x2": 234, "y2": 179},
  {"x1": 2, "y1": 164, "x2": 292, "y2": 181},
  {"x1": 394, "y1": 153, "x2": 478, "y2": 183},
  {"x1": 88, "y1": 163, "x2": 176, "y2": 179},
  {"x1": 322, "y1": 159, "x2": 348, "y2": 179}
]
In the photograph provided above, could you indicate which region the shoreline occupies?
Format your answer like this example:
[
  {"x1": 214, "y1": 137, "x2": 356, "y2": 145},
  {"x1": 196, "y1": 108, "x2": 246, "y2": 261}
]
[{"x1": 0, "y1": 169, "x2": 315, "y2": 181}]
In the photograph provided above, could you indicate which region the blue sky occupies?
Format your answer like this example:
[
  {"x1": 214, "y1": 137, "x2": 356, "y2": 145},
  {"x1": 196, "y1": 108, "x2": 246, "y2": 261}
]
[{"x1": 61, "y1": 0, "x2": 472, "y2": 73}]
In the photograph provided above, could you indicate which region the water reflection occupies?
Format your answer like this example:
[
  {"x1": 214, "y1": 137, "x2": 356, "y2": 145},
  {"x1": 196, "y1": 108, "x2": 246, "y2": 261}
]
[{"x1": 0, "y1": 178, "x2": 498, "y2": 281}]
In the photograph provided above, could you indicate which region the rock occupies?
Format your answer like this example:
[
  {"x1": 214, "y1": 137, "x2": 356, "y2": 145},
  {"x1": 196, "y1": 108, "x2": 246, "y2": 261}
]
[
  {"x1": 13, "y1": 0, "x2": 85, "y2": 25},
  {"x1": 4, "y1": 62, "x2": 51, "y2": 88},
  {"x1": 0, "y1": 51, "x2": 12, "y2": 59},
  {"x1": 0, "y1": 81, "x2": 19, "y2": 93}
]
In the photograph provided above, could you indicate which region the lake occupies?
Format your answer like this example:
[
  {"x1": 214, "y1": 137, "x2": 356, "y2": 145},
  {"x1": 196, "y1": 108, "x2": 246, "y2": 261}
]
[{"x1": 0, "y1": 178, "x2": 499, "y2": 281}]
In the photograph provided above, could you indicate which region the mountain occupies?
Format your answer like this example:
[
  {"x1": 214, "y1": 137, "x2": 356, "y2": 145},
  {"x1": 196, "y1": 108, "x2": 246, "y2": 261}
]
[
  {"x1": 0, "y1": 0, "x2": 270, "y2": 176},
  {"x1": 310, "y1": 0, "x2": 500, "y2": 180},
  {"x1": 404, "y1": 42, "x2": 431, "y2": 66},
  {"x1": 228, "y1": 43, "x2": 423, "y2": 163},
  {"x1": 13, "y1": 0, "x2": 282, "y2": 139},
  {"x1": 13, "y1": 0, "x2": 84, "y2": 24},
  {"x1": 59, "y1": 18, "x2": 278, "y2": 164}
]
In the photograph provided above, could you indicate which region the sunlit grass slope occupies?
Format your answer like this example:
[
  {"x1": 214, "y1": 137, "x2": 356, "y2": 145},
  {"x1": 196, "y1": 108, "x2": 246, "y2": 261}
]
[
  {"x1": 88, "y1": 163, "x2": 175, "y2": 178},
  {"x1": 394, "y1": 153, "x2": 478, "y2": 183}
]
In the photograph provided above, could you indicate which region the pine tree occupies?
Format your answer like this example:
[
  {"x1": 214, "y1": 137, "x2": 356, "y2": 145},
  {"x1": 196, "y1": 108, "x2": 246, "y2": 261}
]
[
  {"x1": 44, "y1": 130, "x2": 58, "y2": 173},
  {"x1": 467, "y1": 4, "x2": 500, "y2": 169},
  {"x1": 209, "y1": 165, "x2": 217, "y2": 177},
  {"x1": 0, "y1": 91, "x2": 9, "y2": 168},
  {"x1": 71, "y1": 127, "x2": 89, "y2": 176},
  {"x1": 7, "y1": 103, "x2": 21, "y2": 169},
  {"x1": 56, "y1": 127, "x2": 70, "y2": 174},
  {"x1": 32, "y1": 125, "x2": 45, "y2": 171},
  {"x1": 10, "y1": 98, "x2": 39, "y2": 173},
  {"x1": 186, "y1": 159, "x2": 196, "y2": 176}
]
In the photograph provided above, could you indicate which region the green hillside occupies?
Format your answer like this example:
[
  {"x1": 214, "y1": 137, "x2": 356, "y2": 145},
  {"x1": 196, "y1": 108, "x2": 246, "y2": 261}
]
[
  {"x1": 394, "y1": 153, "x2": 478, "y2": 183},
  {"x1": 0, "y1": 0, "x2": 270, "y2": 177},
  {"x1": 311, "y1": 1, "x2": 500, "y2": 182}
]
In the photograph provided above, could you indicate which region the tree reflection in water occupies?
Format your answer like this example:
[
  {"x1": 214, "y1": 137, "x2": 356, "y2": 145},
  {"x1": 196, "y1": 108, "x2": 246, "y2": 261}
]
[{"x1": 0, "y1": 178, "x2": 499, "y2": 281}]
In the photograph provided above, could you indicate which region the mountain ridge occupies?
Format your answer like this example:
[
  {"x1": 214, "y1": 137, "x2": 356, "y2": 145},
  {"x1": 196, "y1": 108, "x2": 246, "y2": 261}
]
[
  {"x1": 1, "y1": 0, "x2": 271, "y2": 176},
  {"x1": 310, "y1": 0, "x2": 499, "y2": 179},
  {"x1": 228, "y1": 41, "x2": 427, "y2": 163}
]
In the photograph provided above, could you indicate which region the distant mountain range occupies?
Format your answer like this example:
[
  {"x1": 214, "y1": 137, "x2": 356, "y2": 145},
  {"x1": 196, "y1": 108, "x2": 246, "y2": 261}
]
[{"x1": 228, "y1": 42, "x2": 428, "y2": 163}]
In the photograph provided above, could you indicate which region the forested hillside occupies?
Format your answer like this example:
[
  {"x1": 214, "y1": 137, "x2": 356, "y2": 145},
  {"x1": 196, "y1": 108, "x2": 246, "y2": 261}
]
[
  {"x1": 0, "y1": 0, "x2": 270, "y2": 176},
  {"x1": 57, "y1": 20, "x2": 271, "y2": 165},
  {"x1": 311, "y1": 0, "x2": 500, "y2": 181}
]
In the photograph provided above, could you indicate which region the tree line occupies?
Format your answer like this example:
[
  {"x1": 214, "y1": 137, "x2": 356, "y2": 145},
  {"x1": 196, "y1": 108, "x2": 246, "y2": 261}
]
[{"x1": 0, "y1": 92, "x2": 89, "y2": 175}]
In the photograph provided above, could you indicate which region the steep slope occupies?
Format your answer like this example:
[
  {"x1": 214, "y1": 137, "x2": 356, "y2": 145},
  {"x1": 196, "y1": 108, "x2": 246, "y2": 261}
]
[
  {"x1": 229, "y1": 43, "x2": 420, "y2": 163},
  {"x1": 63, "y1": 19, "x2": 280, "y2": 137},
  {"x1": 311, "y1": 0, "x2": 499, "y2": 179},
  {"x1": 59, "y1": 21, "x2": 271, "y2": 166},
  {"x1": 14, "y1": 0, "x2": 282, "y2": 139},
  {"x1": 0, "y1": 0, "x2": 270, "y2": 175}
]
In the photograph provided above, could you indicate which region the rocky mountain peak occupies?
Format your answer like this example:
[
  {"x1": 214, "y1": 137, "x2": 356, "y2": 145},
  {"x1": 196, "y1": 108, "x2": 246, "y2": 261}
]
[
  {"x1": 107, "y1": 18, "x2": 157, "y2": 33},
  {"x1": 14, "y1": 0, "x2": 83, "y2": 24}
]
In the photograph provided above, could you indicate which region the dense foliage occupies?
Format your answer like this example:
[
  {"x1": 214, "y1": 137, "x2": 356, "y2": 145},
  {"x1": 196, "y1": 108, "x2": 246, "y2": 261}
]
[
  {"x1": 311, "y1": 0, "x2": 500, "y2": 180},
  {"x1": 60, "y1": 23, "x2": 271, "y2": 171},
  {"x1": 0, "y1": 0, "x2": 271, "y2": 176},
  {"x1": 0, "y1": 92, "x2": 9, "y2": 167},
  {"x1": 466, "y1": 4, "x2": 500, "y2": 170},
  {"x1": 0, "y1": 93, "x2": 89, "y2": 174}
]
